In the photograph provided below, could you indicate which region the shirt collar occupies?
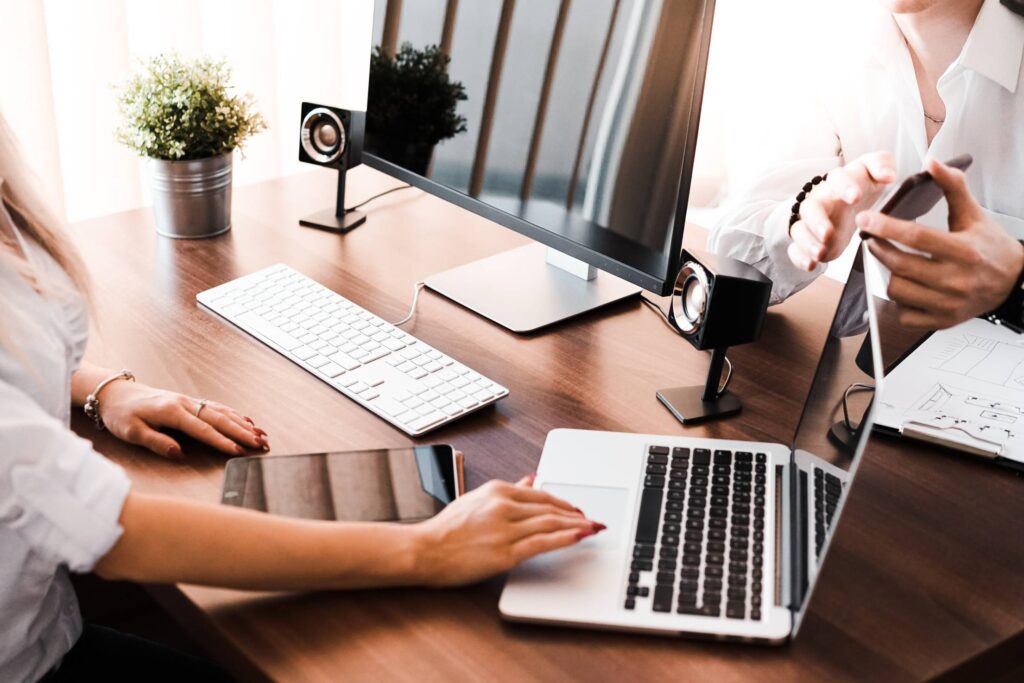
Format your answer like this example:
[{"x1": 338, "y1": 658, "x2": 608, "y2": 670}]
[{"x1": 957, "y1": 0, "x2": 1024, "y2": 93}]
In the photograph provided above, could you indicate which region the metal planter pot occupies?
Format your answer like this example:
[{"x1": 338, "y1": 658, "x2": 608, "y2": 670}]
[{"x1": 149, "y1": 152, "x2": 233, "y2": 239}]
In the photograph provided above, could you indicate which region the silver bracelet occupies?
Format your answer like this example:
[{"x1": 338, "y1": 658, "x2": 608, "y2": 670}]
[{"x1": 83, "y1": 369, "x2": 135, "y2": 430}]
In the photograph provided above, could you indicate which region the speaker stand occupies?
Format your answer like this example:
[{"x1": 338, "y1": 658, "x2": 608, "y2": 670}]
[
  {"x1": 657, "y1": 347, "x2": 741, "y2": 425},
  {"x1": 299, "y1": 167, "x2": 366, "y2": 233}
]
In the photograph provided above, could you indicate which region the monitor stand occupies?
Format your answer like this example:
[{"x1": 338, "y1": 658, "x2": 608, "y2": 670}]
[{"x1": 425, "y1": 243, "x2": 641, "y2": 333}]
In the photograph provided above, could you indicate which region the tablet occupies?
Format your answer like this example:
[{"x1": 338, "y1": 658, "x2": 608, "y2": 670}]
[{"x1": 221, "y1": 445, "x2": 462, "y2": 522}]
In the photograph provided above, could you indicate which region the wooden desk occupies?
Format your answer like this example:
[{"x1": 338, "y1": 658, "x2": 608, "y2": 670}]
[{"x1": 71, "y1": 166, "x2": 1024, "y2": 682}]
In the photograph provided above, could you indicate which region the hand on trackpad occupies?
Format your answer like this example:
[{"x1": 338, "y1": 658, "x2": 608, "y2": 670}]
[{"x1": 542, "y1": 483, "x2": 628, "y2": 551}]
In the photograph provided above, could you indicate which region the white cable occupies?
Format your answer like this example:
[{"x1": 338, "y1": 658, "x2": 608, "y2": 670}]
[{"x1": 392, "y1": 282, "x2": 426, "y2": 327}]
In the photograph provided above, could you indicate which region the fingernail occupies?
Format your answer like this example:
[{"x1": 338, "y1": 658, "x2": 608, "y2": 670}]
[
  {"x1": 235, "y1": 444, "x2": 246, "y2": 455},
  {"x1": 254, "y1": 428, "x2": 267, "y2": 437},
  {"x1": 573, "y1": 507, "x2": 585, "y2": 516},
  {"x1": 592, "y1": 522, "x2": 607, "y2": 532},
  {"x1": 261, "y1": 443, "x2": 270, "y2": 452},
  {"x1": 167, "y1": 445, "x2": 182, "y2": 459},
  {"x1": 244, "y1": 416, "x2": 255, "y2": 425},
  {"x1": 845, "y1": 187, "x2": 858, "y2": 203},
  {"x1": 856, "y1": 212, "x2": 870, "y2": 229},
  {"x1": 575, "y1": 529, "x2": 596, "y2": 541}
]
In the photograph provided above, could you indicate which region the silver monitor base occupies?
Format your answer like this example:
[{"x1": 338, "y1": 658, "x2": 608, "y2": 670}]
[{"x1": 425, "y1": 243, "x2": 641, "y2": 333}]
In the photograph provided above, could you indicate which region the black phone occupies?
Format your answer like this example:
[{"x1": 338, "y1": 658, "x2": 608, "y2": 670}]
[
  {"x1": 1002, "y1": 0, "x2": 1024, "y2": 17},
  {"x1": 221, "y1": 445, "x2": 460, "y2": 522},
  {"x1": 876, "y1": 153, "x2": 973, "y2": 221}
]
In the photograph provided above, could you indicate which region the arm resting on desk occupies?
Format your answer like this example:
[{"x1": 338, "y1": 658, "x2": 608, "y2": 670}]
[
  {"x1": 71, "y1": 361, "x2": 269, "y2": 458},
  {"x1": 95, "y1": 480, "x2": 602, "y2": 590}
]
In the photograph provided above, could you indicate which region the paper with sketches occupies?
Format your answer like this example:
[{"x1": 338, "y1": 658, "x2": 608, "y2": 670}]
[{"x1": 876, "y1": 317, "x2": 1024, "y2": 463}]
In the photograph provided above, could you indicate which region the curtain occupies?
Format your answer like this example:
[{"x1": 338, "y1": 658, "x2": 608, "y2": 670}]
[{"x1": 0, "y1": 0, "x2": 371, "y2": 223}]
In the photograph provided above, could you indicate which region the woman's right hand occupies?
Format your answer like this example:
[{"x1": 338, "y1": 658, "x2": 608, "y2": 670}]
[
  {"x1": 411, "y1": 475, "x2": 605, "y2": 587},
  {"x1": 787, "y1": 151, "x2": 897, "y2": 271}
]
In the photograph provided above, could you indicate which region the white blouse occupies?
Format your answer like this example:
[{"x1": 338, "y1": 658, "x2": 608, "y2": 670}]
[
  {"x1": 0, "y1": 191, "x2": 130, "y2": 682},
  {"x1": 708, "y1": 0, "x2": 1024, "y2": 304}
]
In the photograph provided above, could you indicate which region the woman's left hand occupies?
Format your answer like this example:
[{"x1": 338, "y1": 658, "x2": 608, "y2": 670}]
[{"x1": 97, "y1": 381, "x2": 269, "y2": 459}]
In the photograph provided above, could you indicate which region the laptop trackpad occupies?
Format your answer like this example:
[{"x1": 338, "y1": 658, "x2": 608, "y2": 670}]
[{"x1": 542, "y1": 483, "x2": 629, "y2": 552}]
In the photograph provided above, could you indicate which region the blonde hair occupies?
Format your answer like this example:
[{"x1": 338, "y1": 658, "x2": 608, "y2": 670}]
[{"x1": 0, "y1": 112, "x2": 90, "y2": 299}]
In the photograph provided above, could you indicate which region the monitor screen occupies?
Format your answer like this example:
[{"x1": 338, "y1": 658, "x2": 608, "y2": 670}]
[
  {"x1": 787, "y1": 243, "x2": 885, "y2": 635},
  {"x1": 365, "y1": 0, "x2": 716, "y2": 294}
]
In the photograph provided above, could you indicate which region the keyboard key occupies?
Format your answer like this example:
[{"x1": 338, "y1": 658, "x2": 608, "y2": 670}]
[
  {"x1": 319, "y1": 362, "x2": 345, "y2": 378},
  {"x1": 672, "y1": 447, "x2": 689, "y2": 459},
  {"x1": 652, "y1": 586, "x2": 673, "y2": 612},
  {"x1": 624, "y1": 598, "x2": 636, "y2": 610},
  {"x1": 649, "y1": 446, "x2": 670, "y2": 456},
  {"x1": 635, "y1": 489, "x2": 663, "y2": 544},
  {"x1": 726, "y1": 603, "x2": 745, "y2": 619},
  {"x1": 630, "y1": 544, "x2": 655, "y2": 561},
  {"x1": 371, "y1": 398, "x2": 407, "y2": 417},
  {"x1": 713, "y1": 450, "x2": 732, "y2": 464},
  {"x1": 656, "y1": 571, "x2": 675, "y2": 584},
  {"x1": 693, "y1": 449, "x2": 711, "y2": 465},
  {"x1": 408, "y1": 412, "x2": 445, "y2": 432},
  {"x1": 632, "y1": 560, "x2": 653, "y2": 572}
]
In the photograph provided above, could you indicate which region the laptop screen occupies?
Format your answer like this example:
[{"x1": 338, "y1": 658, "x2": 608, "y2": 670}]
[{"x1": 787, "y1": 241, "x2": 886, "y2": 635}]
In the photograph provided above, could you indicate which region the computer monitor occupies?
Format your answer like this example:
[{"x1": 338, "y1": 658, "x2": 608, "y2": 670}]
[{"x1": 365, "y1": 0, "x2": 716, "y2": 332}]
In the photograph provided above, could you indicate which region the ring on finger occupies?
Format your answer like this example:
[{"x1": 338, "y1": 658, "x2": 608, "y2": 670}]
[{"x1": 195, "y1": 398, "x2": 209, "y2": 418}]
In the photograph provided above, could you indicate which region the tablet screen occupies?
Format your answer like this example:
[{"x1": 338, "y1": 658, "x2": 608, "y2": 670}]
[{"x1": 221, "y1": 445, "x2": 457, "y2": 522}]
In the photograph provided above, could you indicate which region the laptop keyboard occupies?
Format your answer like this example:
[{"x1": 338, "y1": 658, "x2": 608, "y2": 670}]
[
  {"x1": 626, "y1": 446, "x2": 767, "y2": 620},
  {"x1": 813, "y1": 467, "x2": 843, "y2": 558}
]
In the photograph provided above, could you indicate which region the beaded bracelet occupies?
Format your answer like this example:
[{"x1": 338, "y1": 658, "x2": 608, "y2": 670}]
[
  {"x1": 83, "y1": 369, "x2": 135, "y2": 430},
  {"x1": 788, "y1": 173, "x2": 828, "y2": 234}
]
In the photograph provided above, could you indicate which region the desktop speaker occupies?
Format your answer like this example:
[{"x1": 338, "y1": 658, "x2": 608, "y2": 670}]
[
  {"x1": 658, "y1": 250, "x2": 772, "y2": 425},
  {"x1": 297, "y1": 102, "x2": 367, "y2": 232},
  {"x1": 670, "y1": 250, "x2": 771, "y2": 351}
]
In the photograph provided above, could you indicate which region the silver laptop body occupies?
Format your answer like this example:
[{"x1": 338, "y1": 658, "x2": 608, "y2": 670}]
[{"x1": 500, "y1": 243, "x2": 886, "y2": 643}]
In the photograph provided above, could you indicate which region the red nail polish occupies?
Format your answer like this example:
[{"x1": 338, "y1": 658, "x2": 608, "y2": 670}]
[
  {"x1": 576, "y1": 529, "x2": 596, "y2": 541},
  {"x1": 592, "y1": 522, "x2": 607, "y2": 532},
  {"x1": 235, "y1": 444, "x2": 246, "y2": 455},
  {"x1": 244, "y1": 416, "x2": 255, "y2": 425},
  {"x1": 573, "y1": 507, "x2": 585, "y2": 516},
  {"x1": 167, "y1": 445, "x2": 182, "y2": 459}
]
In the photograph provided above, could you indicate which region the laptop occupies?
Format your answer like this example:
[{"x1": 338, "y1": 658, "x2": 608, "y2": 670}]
[{"x1": 500, "y1": 242, "x2": 886, "y2": 643}]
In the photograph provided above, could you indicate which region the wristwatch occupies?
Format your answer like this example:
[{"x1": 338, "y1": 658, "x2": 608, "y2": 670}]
[{"x1": 987, "y1": 240, "x2": 1024, "y2": 333}]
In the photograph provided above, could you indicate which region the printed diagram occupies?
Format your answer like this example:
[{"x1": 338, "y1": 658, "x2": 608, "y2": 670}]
[
  {"x1": 905, "y1": 383, "x2": 1019, "y2": 448},
  {"x1": 930, "y1": 331, "x2": 1024, "y2": 388}
]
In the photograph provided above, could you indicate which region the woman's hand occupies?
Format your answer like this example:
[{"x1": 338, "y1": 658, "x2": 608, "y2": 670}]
[
  {"x1": 788, "y1": 151, "x2": 897, "y2": 271},
  {"x1": 859, "y1": 157, "x2": 1024, "y2": 330},
  {"x1": 411, "y1": 475, "x2": 605, "y2": 587},
  {"x1": 97, "y1": 381, "x2": 269, "y2": 459}
]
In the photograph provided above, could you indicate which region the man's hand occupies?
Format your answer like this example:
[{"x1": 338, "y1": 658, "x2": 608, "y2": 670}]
[
  {"x1": 858, "y1": 157, "x2": 1024, "y2": 330},
  {"x1": 788, "y1": 151, "x2": 897, "y2": 271}
]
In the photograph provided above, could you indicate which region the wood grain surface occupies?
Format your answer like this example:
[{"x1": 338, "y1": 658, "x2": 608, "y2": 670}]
[{"x1": 70, "y1": 166, "x2": 1024, "y2": 682}]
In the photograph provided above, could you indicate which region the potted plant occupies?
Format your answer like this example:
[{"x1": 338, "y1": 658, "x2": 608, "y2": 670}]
[
  {"x1": 366, "y1": 43, "x2": 467, "y2": 176},
  {"x1": 115, "y1": 53, "x2": 267, "y2": 239}
]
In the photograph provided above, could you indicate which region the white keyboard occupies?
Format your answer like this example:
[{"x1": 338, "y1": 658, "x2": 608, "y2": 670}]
[{"x1": 196, "y1": 264, "x2": 509, "y2": 436}]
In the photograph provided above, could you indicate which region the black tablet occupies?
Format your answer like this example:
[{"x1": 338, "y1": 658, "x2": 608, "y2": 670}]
[{"x1": 221, "y1": 445, "x2": 460, "y2": 522}]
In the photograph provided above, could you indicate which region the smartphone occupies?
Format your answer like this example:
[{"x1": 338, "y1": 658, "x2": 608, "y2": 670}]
[
  {"x1": 221, "y1": 445, "x2": 460, "y2": 522},
  {"x1": 876, "y1": 153, "x2": 973, "y2": 221}
]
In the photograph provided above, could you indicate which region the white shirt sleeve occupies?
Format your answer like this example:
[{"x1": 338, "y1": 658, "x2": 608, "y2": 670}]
[
  {"x1": 0, "y1": 378, "x2": 130, "y2": 573},
  {"x1": 707, "y1": 71, "x2": 844, "y2": 305}
]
